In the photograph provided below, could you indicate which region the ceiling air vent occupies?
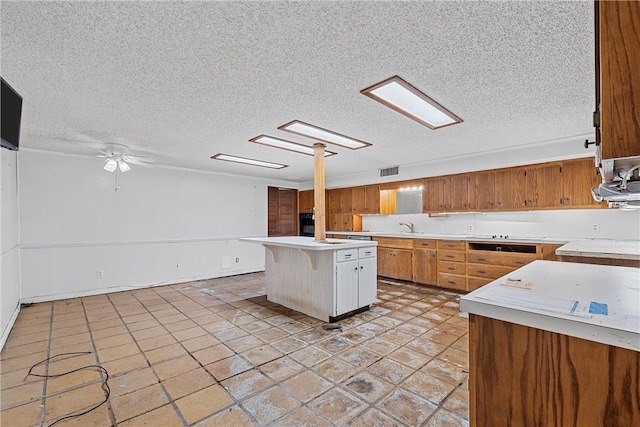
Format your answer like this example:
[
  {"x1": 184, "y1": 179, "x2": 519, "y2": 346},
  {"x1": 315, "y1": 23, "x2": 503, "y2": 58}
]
[{"x1": 380, "y1": 166, "x2": 399, "y2": 177}]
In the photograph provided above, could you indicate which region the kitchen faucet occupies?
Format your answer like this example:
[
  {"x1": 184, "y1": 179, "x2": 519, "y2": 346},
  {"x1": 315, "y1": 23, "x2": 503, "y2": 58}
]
[{"x1": 399, "y1": 222, "x2": 414, "y2": 233}]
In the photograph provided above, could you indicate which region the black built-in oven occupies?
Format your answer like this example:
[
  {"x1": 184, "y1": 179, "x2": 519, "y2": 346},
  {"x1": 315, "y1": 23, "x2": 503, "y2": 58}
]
[{"x1": 299, "y1": 213, "x2": 314, "y2": 236}]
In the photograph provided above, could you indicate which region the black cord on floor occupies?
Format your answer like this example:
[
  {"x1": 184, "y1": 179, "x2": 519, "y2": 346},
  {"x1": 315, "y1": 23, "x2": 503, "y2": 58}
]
[{"x1": 28, "y1": 351, "x2": 111, "y2": 426}]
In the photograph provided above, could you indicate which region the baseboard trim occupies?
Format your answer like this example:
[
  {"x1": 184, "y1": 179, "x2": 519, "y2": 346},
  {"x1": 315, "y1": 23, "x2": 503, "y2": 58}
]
[{"x1": 0, "y1": 303, "x2": 21, "y2": 352}]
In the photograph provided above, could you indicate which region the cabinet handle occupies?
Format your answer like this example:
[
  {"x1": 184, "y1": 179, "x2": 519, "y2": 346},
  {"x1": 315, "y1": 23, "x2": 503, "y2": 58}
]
[
  {"x1": 448, "y1": 280, "x2": 456, "y2": 285},
  {"x1": 515, "y1": 260, "x2": 525, "y2": 265},
  {"x1": 447, "y1": 267, "x2": 455, "y2": 271},
  {"x1": 477, "y1": 258, "x2": 486, "y2": 262},
  {"x1": 345, "y1": 254, "x2": 352, "y2": 258},
  {"x1": 354, "y1": 267, "x2": 358, "y2": 271},
  {"x1": 360, "y1": 266, "x2": 363, "y2": 270},
  {"x1": 477, "y1": 270, "x2": 486, "y2": 274}
]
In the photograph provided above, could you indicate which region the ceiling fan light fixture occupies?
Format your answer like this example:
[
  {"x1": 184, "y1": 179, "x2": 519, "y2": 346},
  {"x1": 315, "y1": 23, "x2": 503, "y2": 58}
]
[
  {"x1": 278, "y1": 120, "x2": 371, "y2": 150},
  {"x1": 361, "y1": 75, "x2": 462, "y2": 129},
  {"x1": 211, "y1": 153, "x2": 287, "y2": 169},
  {"x1": 104, "y1": 158, "x2": 117, "y2": 172},
  {"x1": 249, "y1": 135, "x2": 336, "y2": 157},
  {"x1": 118, "y1": 160, "x2": 131, "y2": 172}
]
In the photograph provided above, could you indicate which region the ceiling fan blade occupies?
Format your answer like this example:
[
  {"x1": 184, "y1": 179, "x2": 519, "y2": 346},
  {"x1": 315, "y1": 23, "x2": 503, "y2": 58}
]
[
  {"x1": 125, "y1": 155, "x2": 154, "y2": 163},
  {"x1": 124, "y1": 157, "x2": 155, "y2": 168}
]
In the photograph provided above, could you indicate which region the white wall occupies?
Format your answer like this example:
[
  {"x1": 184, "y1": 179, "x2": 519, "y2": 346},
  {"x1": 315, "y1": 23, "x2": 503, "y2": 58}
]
[
  {"x1": 1, "y1": 148, "x2": 21, "y2": 349},
  {"x1": 19, "y1": 149, "x2": 296, "y2": 302},
  {"x1": 363, "y1": 209, "x2": 640, "y2": 241}
]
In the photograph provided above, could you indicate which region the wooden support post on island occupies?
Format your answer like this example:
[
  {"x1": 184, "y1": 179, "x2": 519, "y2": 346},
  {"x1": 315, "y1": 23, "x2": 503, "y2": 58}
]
[{"x1": 313, "y1": 143, "x2": 326, "y2": 242}]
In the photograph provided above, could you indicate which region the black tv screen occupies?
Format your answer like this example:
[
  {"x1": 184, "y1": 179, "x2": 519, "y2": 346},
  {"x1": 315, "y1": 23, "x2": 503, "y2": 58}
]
[{"x1": 1, "y1": 78, "x2": 23, "y2": 151}]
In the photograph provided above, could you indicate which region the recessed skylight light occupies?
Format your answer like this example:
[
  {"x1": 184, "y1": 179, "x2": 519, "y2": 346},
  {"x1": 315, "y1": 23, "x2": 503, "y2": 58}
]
[
  {"x1": 361, "y1": 75, "x2": 462, "y2": 129},
  {"x1": 211, "y1": 153, "x2": 287, "y2": 169},
  {"x1": 249, "y1": 135, "x2": 336, "y2": 157},
  {"x1": 278, "y1": 120, "x2": 372, "y2": 150}
]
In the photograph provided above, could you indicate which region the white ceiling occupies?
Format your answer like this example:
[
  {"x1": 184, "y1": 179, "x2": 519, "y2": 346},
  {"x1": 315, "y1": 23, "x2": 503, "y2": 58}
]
[{"x1": 1, "y1": 1, "x2": 595, "y2": 184}]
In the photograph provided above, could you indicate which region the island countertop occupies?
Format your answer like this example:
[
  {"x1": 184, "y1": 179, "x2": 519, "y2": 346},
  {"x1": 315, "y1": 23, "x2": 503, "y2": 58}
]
[
  {"x1": 240, "y1": 236, "x2": 377, "y2": 250},
  {"x1": 555, "y1": 238, "x2": 640, "y2": 261},
  {"x1": 460, "y1": 260, "x2": 640, "y2": 352}
]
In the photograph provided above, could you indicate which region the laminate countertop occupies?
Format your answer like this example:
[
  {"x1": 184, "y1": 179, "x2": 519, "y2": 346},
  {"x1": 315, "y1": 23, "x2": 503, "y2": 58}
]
[
  {"x1": 555, "y1": 238, "x2": 640, "y2": 261},
  {"x1": 460, "y1": 260, "x2": 640, "y2": 352},
  {"x1": 240, "y1": 236, "x2": 377, "y2": 251}
]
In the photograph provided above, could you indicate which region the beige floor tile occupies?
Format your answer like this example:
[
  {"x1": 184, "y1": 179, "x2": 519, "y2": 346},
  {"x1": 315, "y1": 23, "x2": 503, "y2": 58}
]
[
  {"x1": 289, "y1": 345, "x2": 332, "y2": 367},
  {"x1": 127, "y1": 319, "x2": 162, "y2": 332},
  {"x1": 0, "y1": 400, "x2": 42, "y2": 426},
  {"x1": 175, "y1": 384, "x2": 233, "y2": 425},
  {"x1": 258, "y1": 356, "x2": 306, "y2": 382},
  {"x1": 119, "y1": 403, "x2": 183, "y2": 426},
  {"x1": 161, "y1": 367, "x2": 215, "y2": 400},
  {"x1": 242, "y1": 386, "x2": 300, "y2": 425},
  {"x1": 152, "y1": 354, "x2": 199, "y2": 381},
  {"x1": 201, "y1": 319, "x2": 235, "y2": 334},
  {"x1": 108, "y1": 367, "x2": 159, "y2": 398},
  {"x1": 442, "y1": 388, "x2": 469, "y2": 421},
  {"x1": 253, "y1": 327, "x2": 289, "y2": 342},
  {"x1": 239, "y1": 320, "x2": 272, "y2": 333},
  {"x1": 401, "y1": 371, "x2": 456, "y2": 405},
  {"x1": 94, "y1": 333, "x2": 135, "y2": 350},
  {"x1": 282, "y1": 370, "x2": 333, "y2": 402},
  {"x1": 212, "y1": 326, "x2": 249, "y2": 342},
  {"x1": 45, "y1": 367, "x2": 103, "y2": 395},
  {"x1": 405, "y1": 336, "x2": 448, "y2": 357},
  {"x1": 309, "y1": 387, "x2": 367, "y2": 426},
  {"x1": 270, "y1": 336, "x2": 308, "y2": 353},
  {"x1": 0, "y1": 366, "x2": 43, "y2": 390},
  {"x1": 0, "y1": 380, "x2": 44, "y2": 410},
  {"x1": 205, "y1": 355, "x2": 253, "y2": 381},
  {"x1": 379, "y1": 388, "x2": 437, "y2": 426},
  {"x1": 313, "y1": 357, "x2": 359, "y2": 383},
  {"x1": 389, "y1": 347, "x2": 432, "y2": 369},
  {"x1": 343, "y1": 371, "x2": 395, "y2": 404},
  {"x1": 367, "y1": 358, "x2": 415, "y2": 384},
  {"x1": 46, "y1": 403, "x2": 111, "y2": 426},
  {"x1": 315, "y1": 335, "x2": 352, "y2": 354},
  {"x1": 349, "y1": 407, "x2": 405, "y2": 427},
  {"x1": 97, "y1": 342, "x2": 142, "y2": 363},
  {"x1": 421, "y1": 359, "x2": 468, "y2": 386},
  {"x1": 220, "y1": 369, "x2": 273, "y2": 400},
  {"x1": 424, "y1": 407, "x2": 469, "y2": 427},
  {"x1": 171, "y1": 326, "x2": 208, "y2": 342},
  {"x1": 92, "y1": 324, "x2": 130, "y2": 340},
  {"x1": 144, "y1": 343, "x2": 188, "y2": 365},
  {"x1": 102, "y1": 353, "x2": 148, "y2": 376},
  {"x1": 338, "y1": 346, "x2": 380, "y2": 369},
  {"x1": 437, "y1": 347, "x2": 469, "y2": 369},
  {"x1": 272, "y1": 406, "x2": 332, "y2": 427},
  {"x1": 193, "y1": 404, "x2": 254, "y2": 426},
  {"x1": 241, "y1": 345, "x2": 283, "y2": 366},
  {"x1": 192, "y1": 344, "x2": 235, "y2": 366},
  {"x1": 0, "y1": 340, "x2": 49, "y2": 360},
  {"x1": 89, "y1": 317, "x2": 124, "y2": 331},
  {"x1": 110, "y1": 383, "x2": 169, "y2": 423},
  {"x1": 137, "y1": 334, "x2": 178, "y2": 351},
  {"x1": 50, "y1": 324, "x2": 89, "y2": 339},
  {"x1": 122, "y1": 313, "x2": 154, "y2": 324},
  {"x1": 43, "y1": 382, "x2": 108, "y2": 423},
  {"x1": 164, "y1": 318, "x2": 198, "y2": 332},
  {"x1": 131, "y1": 326, "x2": 168, "y2": 342},
  {"x1": 224, "y1": 335, "x2": 264, "y2": 353},
  {"x1": 3, "y1": 330, "x2": 50, "y2": 348}
]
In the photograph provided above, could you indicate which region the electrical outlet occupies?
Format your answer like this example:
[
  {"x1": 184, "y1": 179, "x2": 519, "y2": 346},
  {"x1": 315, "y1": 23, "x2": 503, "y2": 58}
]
[
  {"x1": 467, "y1": 224, "x2": 474, "y2": 233},
  {"x1": 235, "y1": 257, "x2": 240, "y2": 263},
  {"x1": 96, "y1": 270, "x2": 104, "y2": 279},
  {"x1": 174, "y1": 264, "x2": 180, "y2": 271},
  {"x1": 591, "y1": 223, "x2": 600, "y2": 232}
]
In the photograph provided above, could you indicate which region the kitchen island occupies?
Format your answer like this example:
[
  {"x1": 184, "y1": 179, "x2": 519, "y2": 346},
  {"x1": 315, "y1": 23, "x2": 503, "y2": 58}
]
[
  {"x1": 460, "y1": 260, "x2": 640, "y2": 426},
  {"x1": 240, "y1": 236, "x2": 377, "y2": 322}
]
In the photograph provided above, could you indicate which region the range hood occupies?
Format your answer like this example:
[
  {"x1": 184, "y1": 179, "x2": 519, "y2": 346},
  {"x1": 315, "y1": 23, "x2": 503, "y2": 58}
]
[{"x1": 591, "y1": 149, "x2": 640, "y2": 209}]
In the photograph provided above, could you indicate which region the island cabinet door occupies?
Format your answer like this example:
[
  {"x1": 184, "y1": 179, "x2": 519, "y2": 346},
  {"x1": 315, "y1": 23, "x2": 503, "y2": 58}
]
[
  {"x1": 358, "y1": 256, "x2": 377, "y2": 306},
  {"x1": 335, "y1": 261, "x2": 359, "y2": 315}
]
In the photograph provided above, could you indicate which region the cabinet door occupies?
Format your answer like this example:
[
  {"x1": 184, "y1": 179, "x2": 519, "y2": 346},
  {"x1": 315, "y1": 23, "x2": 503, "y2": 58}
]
[
  {"x1": 377, "y1": 247, "x2": 393, "y2": 277},
  {"x1": 424, "y1": 178, "x2": 445, "y2": 212},
  {"x1": 351, "y1": 187, "x2": 366, "y2": 214},
  {"x1": 326, "y1": 189, "x2": 339, "y2": 216},
  {"x1": 338, "y1": 188, "x2": 352, "y2": 214},
  {"x1": 470, "y1": 172, "x2": 496, "y2": 210},
  {"x1": 389, "y1": 249, "x2": 413, "y2": 281},
  {"x1": 535, "y1": 165, "x2": 562, "y2": 208},
  {"x1": 561, "y1": 159, "x2": 602, "y2": 207},
  {"x1": 523, "y1": 167, "x2": 540, "y2": 208},
  {"x1": 600, "y1": 0, "x2": 640, "y2": 159},
  {"x1": 364, "y1": 185, "x2": 380, "y2": 214},
  {"x1": 336, "y1": 261, "x2": 359, "y2": 315},
  {"x1": 496, "y1": 168, "x2": 526, "y2": 209},
  {"x1": 358, "y1": 257, "x2": 377, "y2": 306},
  {"x1": 444, "y1": 175, "x2": 469, "y2": 211},
  {"x1": 413, "y1": 248, "x2": 437, "y2": 285},
  {"x1": 298, "y1": 190, "x2": 314, "y2": 213}
]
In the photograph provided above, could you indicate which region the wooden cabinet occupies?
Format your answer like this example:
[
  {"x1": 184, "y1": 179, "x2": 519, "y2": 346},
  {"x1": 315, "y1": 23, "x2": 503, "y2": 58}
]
[
  {"x1": 374, "y1": 237, "x2": 413, "y2": 281},
  {"x1": 268, "y1": 187, "x2": 298, "y2": 237},
  {"x1": 412, "y1": 239, "x2": 437, "y2": 286},
  {"x1": 298, "y1": 190, "x2": 314, "y2": 213},
  {"x1": 561, "y1": 158, "x2": 602, "y2": 207},
  {"x1": 436, "y1": 240, "x2": 466, "y2": 291},
  {"x1": 351, "y1": 186, "x2": 366, "y2": 214},
  {"x1": 444, "y1": 176, "x2": 469, "y2": 211},
  {"x1": 351, "y1": 185, "x2": 380, "y2": 214},
  {"x1": 470, "y1": 172, "x2": 496, "y2": 210},
  {"x1": 423, "y1": 178, "x2": 445, "y2": 212},
  {"x1": 599, "y1": 0, "x2": 640, "y2": 159},
  {"x1": 328, "y1": 214, "x2": 362, "y2": 232},
  {"x1": 495, "y1": 168, "x2": 525, "y2": 210}
]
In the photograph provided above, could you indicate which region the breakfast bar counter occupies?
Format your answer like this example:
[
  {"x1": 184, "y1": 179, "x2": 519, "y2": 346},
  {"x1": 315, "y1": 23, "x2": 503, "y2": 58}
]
[
  {"x1": 240, "y1": 236, "x2": 378, "y2": 322},
  {"x1": 460, "y1": 260, "x2": 640, "y2": 426}
]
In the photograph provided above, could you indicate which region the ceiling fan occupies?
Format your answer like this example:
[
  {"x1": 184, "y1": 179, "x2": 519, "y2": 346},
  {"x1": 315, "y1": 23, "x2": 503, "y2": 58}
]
[{"x1": 97, "y1": 143, "x2": 155, "y2": 172}]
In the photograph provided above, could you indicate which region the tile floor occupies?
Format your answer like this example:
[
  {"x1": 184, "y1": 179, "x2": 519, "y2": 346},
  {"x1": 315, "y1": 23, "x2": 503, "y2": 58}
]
[{"x1": 1, "y1": 273, "x2": 469, "y2": 426}]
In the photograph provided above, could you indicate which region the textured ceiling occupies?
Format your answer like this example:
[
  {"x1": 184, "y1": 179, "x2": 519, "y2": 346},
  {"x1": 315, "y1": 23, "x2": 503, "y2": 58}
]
[{"x1": 1, "y1": 1, "x2": 595, "y2": 183}]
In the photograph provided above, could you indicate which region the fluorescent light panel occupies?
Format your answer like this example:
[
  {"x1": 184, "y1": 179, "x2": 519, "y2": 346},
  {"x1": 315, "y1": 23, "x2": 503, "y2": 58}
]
[
  {"x1": 361, "y1": 75, "x2": 462, "y2": 129},
  {"x1": 278, "y1": 120, "x2": 371, "y2": 150},
  {"x1": 249, "y1": 135, "x2": 336, "y2": 157},
  {"x1": 211, "y1": 153, "x2": 287, "y2": 169}
]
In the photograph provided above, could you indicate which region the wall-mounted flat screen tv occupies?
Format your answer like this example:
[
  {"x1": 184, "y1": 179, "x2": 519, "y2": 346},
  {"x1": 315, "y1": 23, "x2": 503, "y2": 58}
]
[{"x1": 1, "y1": 78, "x2": 23, "y2": 151}]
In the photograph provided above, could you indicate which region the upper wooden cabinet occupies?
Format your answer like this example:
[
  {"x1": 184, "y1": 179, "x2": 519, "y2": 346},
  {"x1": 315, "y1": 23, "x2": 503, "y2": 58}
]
[
  {"x1": 423, "y1": 178, "x2": 445, "y2": 213},
  {"x1": 298, "y1": 190, "x2": 314, "y2": 213},
  {"x1": 351, "y1": 185, "x2": 380, "y2": 214},
  {"x1": 470, "y1": 172, "x2": 496, "y2": 211},
  {"x1": 444, "y1": 175, "x2": 469, "y2": 211},
  {"x1": 599, "y1": 0, "x2": 640, "y2": 159},
  {"x1": 561, "y1": 158, "x2": 602, "y2": 207}
]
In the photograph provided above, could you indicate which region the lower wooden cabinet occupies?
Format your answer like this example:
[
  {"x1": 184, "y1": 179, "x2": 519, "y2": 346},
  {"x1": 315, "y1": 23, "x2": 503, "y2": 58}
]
[
  {"x1": 377, "y1": 247, "x2": 413, "y2": 281},
  {"x1": 436, "y1": 240, "x2": 466, "y2": 291},
  {"x1": 413, "y1": 249, "x2": 437, "y2": 286}
]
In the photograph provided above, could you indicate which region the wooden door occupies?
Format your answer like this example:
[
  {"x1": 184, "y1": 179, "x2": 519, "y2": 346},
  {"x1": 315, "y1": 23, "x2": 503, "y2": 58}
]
[
  {"x1": 561, "y1": 158, "x2": 602, "y2": 207},
  {"x1": 413, "y1": 249, "x2": 437, "y2": 285},
  {"x1": 267, "y1": 187, "x2": 298, "y2": 237},
  {"x1": 470, "y1": 172, "x2": 496, "y2": 210},
  {"x1": 424, "y1": 178, "x2": 445, "y2": 212},
  {"x1": 600, "y1": 0, "x2": 640, "y2": 159}
]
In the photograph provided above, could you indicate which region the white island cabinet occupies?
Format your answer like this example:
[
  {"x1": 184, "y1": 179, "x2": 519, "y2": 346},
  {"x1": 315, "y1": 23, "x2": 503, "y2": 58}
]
[{"x1": 240, "y1": 236, "x2": 377, "y2": 322}]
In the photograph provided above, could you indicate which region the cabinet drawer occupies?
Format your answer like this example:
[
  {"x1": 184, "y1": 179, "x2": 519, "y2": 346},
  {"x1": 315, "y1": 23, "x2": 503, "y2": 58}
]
[
  {"x1": 438, "y1": 261, "x2": 466, "y2": 275},
  {"x1": 373, "y1": 237, "x2": 414, "y2": 249},
  {"x1": 466, "y1": 251, "x2": 536, "y2": 268},
  {"x1": 358, "y1": 247, "x2": 376, "y2": 259},
  {"x1": 438, "y1": 273, "x2": 467, "y2": 291},
  {"x1": 437, "y1": 240, "x2": 466, "y2": 250},
  {"x1": 437, "y1": 250, "x2": 466, "y2": 263},
  {"x1": 413, "y1": 239, "x2": 436, "y2": 249},
  {"x1": 336, "y1": 249, "x2": 358, "y2": 262},
  {"x1": 467, "y1": 276, "x2": 493, "y2": 291},
  {"x1": 466, "y1": 263, "x2": 515, "y2": 279}
]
